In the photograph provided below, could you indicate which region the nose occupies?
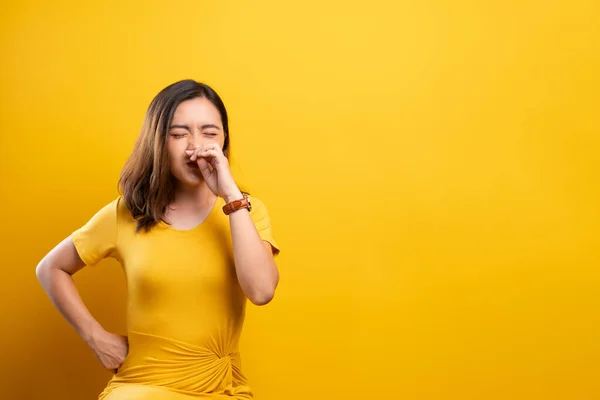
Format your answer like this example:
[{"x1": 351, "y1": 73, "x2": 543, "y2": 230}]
[{"x1": 186, "y1": 132, "x2": 200, "y2": 149}]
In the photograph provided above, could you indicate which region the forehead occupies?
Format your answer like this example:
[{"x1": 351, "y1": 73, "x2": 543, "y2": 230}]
[{"x1": 172, "y1": 97, "x2": 221, "y2": 125}]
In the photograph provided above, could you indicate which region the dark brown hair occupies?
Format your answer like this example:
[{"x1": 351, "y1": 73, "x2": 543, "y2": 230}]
[{"x1": 118, "y1": 79, "x2": 231, "y2": 233}]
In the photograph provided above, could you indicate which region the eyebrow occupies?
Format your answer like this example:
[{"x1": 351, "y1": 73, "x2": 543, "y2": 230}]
[{"x1": 169, "y1": 124, "x2": 221, "y2": 130}]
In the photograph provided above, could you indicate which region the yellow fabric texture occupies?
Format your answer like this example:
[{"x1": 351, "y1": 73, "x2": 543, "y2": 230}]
[{"x1": 71, "y1": 195, "x2": 280, "y2": 399}]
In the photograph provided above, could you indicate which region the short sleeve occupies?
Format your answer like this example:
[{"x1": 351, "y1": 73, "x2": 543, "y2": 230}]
[
  {"x1": 248, "y1": 196, "x2": 280, "y2": 256},
  {"x1": 71, "y1": 198, "x2": 121, "y2": 266}
]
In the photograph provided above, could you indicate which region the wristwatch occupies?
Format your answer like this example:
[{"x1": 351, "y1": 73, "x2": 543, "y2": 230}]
[{"x1": 222, "y1": 193, "x2": 252, "y2": 215}]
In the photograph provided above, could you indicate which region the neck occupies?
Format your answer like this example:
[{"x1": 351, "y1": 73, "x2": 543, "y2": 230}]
[{"x1": 172, "y1": 181, "x2": 216, "y2": 210}]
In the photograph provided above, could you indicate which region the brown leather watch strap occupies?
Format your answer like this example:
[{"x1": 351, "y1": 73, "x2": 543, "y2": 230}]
[{"x1": 222, "y1": 195, "x2": 251, "y2": 215}]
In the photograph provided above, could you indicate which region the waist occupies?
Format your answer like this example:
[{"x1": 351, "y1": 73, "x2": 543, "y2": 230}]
[
  {"x1": 127, "y1": 306, "x2": 246, "y2": 347},
  {"x1": 109, "y1": 331, "x2": 251, "y2": 398}
]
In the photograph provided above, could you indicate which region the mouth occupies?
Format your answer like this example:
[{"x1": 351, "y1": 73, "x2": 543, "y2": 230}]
[{"x1": 186, "y1": 161, "x2": 198, "y2": 168}]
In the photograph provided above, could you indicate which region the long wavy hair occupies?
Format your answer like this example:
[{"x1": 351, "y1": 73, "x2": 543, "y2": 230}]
[{"x1": 119, "y1": 79, "x2": 231, "y2": 233}]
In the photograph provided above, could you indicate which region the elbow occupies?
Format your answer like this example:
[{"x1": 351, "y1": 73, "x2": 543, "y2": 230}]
[
  {"x1": 35, "y1": 260, "x2": 48, "y2": 281},
  {"x1": 243, "y1": 261, "x2": 279, "y2": 306},
  {"x1": 248, "y1": 289, "x2": 275, "y2": 306},
  {"x1": 36, "y1": 259, "x2": 56, "y2": 285},
  {"x1": 36, "y1": 258, "x2": 61, "y2": 282}
]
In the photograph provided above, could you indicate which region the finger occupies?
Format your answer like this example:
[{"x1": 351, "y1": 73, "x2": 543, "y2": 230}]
[
  {"x1": 189, "y1": 147, "x2": 201, "y2": 161},
  {"x1": 198, "y1": 149, "x2": 220, "y2": 159},
  {"x1": 198, "y1": 143, "x2": 223, "y2": 156},
  {"x1": 197, "y1": 151, "x2": 220, "y2": 169},
  {"x1": 186, "y1": 145, "x2": 204, "y2": 161},
  {"x1": 104, "y1": 363, "x2": 118, "y2": 373},
  {"x1": 197, "y1": 158, "x2": 213, "y2": 181},
  {"x1": 190, "y1": 145, "x2": 208, "y2": 161},
  {"x1": 199, "y1": 143, "x2": 215, "y2": 150},
  {"x1": 210, "y1": 144, "x2": 226, "y2": 158}
]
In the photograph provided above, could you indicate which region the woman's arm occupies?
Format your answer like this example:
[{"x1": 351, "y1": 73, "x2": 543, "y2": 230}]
[
  {"x1": 226, "y1": 193, "x2": 279, "y2": 306},
  {"x1": 188, "y1": 144, "x2": 280, "y2": 306},
  {"x1": 36, "y1": 237, "x2": 97, "y2": 340},
  {"x1": 36, "y1": 237, "x2": 128, "y2": 371}
]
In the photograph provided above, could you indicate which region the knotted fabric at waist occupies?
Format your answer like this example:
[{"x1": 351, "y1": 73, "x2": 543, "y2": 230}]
[{"x1": 99, "y1": 331, "x2": 252, "y2": 399}]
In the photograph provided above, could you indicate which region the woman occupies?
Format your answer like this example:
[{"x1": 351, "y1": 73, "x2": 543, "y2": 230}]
[{"x1": 36, "y1": 79, "x2": 281, "y2": 399}]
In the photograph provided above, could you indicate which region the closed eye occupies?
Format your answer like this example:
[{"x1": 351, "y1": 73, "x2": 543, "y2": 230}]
[{"x1": 170, "y1": 133, "x2": 187, "y2": 139}]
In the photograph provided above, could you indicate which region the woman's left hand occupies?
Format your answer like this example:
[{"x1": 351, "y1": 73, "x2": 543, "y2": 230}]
[{"x1": 185, "y1": 144, "x2": 241, "y2": 201}]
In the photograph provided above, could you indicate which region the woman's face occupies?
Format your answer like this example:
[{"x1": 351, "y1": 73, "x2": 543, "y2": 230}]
[{"x1": 167, "y1": 97, "x2": 226, "y2": 187}]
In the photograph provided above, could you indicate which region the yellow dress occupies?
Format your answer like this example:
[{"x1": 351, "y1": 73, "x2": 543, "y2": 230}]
[{"x1": 71, "y1": 195, "x2": 280, "y2": 399}]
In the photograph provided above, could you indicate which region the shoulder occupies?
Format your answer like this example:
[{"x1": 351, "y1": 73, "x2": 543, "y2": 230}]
[
  {"x1": 246, "y1": 194, "x2": 270, "y2": 216},
  {"x1": 114, "y1": 196, "x2": 139, "y2": 228},
  {"x1": 88, "y1": 196, "x2": 134, "y2": 226},
  {"x1": 96, "y1": 196, "x2": 128, "y2": 215},
  {"x1": 247, "y1": 194, "x2": 265, "y2": 209},
  {"x1": 114, "y1": 196, "x2": 129, "y2": 215},
  {"x1": 245, "y1": 194, "x2": 276, "y2": 228},
  {"x1": 244, "y1": 194, "x2": 280, "y2": 253}
]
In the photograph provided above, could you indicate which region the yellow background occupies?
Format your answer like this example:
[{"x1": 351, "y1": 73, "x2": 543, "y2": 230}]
[{"x1": 1, "y1": 1, "x2": 599, "y2": 399}]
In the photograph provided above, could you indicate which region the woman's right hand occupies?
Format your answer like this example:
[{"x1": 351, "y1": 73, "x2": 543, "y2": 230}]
[{"x1": 86, "y1": 327, "x2": 129, "y2": 373}]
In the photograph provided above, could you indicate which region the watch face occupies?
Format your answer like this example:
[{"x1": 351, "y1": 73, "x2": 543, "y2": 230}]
[{"x1": 244, "y1": 194, "x2": 252, "y2": 211}]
